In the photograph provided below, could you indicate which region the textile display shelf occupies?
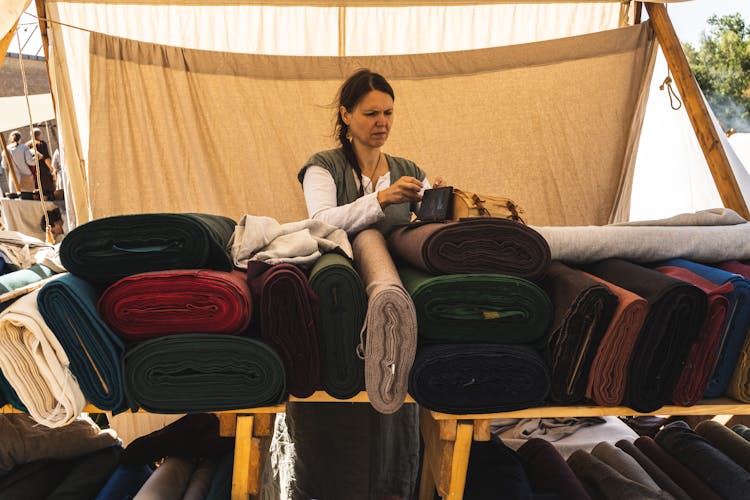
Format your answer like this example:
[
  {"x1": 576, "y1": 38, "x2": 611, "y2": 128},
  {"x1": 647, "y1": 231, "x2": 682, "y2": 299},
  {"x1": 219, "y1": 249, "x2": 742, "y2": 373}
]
[{"x1": 4, "y1": 393, "x2": 750, "y2": 499}]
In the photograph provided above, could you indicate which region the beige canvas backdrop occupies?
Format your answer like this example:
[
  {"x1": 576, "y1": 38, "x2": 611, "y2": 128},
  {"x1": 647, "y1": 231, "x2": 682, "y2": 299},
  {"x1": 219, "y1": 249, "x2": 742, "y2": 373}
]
[{"x1": 87, "y1": 22, "x2": 655, "y2": 226}]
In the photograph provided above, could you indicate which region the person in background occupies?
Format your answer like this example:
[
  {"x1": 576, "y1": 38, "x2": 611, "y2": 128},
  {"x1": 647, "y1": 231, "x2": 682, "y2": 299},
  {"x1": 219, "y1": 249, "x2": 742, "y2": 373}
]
[
  {"x1": 289, "y1": 68, "x2": 443, "y2": 500},
  {"x1": 39, "y1": 208, "x2": 65, "y2": 243},
  {"x1": 26, "y1": 128, "x2": 56, "y2": 197},
  {"x1": 1, "y1": 131, "x2": 35, "y2": 193}
]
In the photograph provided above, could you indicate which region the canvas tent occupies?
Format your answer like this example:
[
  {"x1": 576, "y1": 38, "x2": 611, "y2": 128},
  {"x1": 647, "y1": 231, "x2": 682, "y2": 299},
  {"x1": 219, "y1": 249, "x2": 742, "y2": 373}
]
[{"x1": 1, "y1": 0, "x2": 748, "y2": 228}]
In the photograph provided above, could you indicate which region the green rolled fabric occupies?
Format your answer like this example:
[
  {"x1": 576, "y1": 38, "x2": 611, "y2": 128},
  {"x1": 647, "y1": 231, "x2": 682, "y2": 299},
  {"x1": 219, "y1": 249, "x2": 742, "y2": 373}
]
[
  {"x1": 60, "y1": 213, "x2": 235, "y2": 285},
  {"x1": 124, "y1": 334, "x2": 286, "y2": 413},
  {"x1": 399, "y1": 266, "x2": 552, "y2": 344},
  {"x1": 0, "y1": 265, "x2": 54, "y2": 294},
  {"x1": 308, "y1": 253, "x2": 366, "y2": 399}
]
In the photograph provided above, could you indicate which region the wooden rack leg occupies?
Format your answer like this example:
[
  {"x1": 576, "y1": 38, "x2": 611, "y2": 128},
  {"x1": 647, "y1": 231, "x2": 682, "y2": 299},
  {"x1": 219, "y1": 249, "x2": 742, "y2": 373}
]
[
  {"x1": 419, "y1": 409, "x2": 475, "y2": 499},
  {"x1": 231, "y1": 415, "x2": 254, "y2": 500}
]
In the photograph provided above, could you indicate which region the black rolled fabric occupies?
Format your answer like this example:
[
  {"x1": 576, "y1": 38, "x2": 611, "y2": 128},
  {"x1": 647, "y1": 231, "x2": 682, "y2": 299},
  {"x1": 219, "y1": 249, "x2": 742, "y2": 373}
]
[
  {"x1": 0, "y1": 370, "x2": 25, "y2": 411},
  {"x1": 123, "y1": 334, "x2": 286, "y2": 413},
  {"x1": 308, "y1": 253, "x2": 366, "y2": 399},
  {"x1": 399, "y1": 266, "x2": 552, "y2": 345},
  {"x1": 655, "y1": 420, "x2": 750, "y2": 499},
  {"x1": 541, "y1": 261, "x2": 617, "y2": 404},
  {"x1": 408, "y1": 344, "x2": 550, "y2": 414},
  {"x1": 387, "y1": 218, "x2": 551, "y2": 282},
  {"x1": 249, "y1": 263, "x2": 320, "y2": 398},
  {"x1": 585, "y1": 259, "x2": 706, "y2": 413},
  {"x1": 60, "y1": 213, "x2": 235, "y2": 285},
  {"x1": 463, "y1": 436, "x2": 536, "y2": 500}
]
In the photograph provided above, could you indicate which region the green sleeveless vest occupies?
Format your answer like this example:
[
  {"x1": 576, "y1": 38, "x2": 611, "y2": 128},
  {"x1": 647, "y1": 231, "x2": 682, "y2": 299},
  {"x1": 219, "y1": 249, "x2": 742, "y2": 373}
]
[{"x1": 299, "y1": 148, "x2": 426, "y2": 234}]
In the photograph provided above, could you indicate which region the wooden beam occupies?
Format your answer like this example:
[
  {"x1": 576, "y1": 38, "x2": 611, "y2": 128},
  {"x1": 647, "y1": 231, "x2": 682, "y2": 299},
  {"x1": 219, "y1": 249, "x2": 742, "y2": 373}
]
[
  {"x1": 35, "y1": 0, "x2": 58, "y2": 118},
  {"x1": 645, "y1": 3, "x2": 750, "y2": 219},
  {"x1": 0, "y1": 20, "x2": 19, "y2": 69}
]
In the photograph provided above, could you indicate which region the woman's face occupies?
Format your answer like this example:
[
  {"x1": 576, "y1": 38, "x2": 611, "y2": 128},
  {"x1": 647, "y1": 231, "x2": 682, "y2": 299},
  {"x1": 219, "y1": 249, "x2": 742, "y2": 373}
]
[{"x1": 341, "y1": 90, "x2": 394, "y2": 149}]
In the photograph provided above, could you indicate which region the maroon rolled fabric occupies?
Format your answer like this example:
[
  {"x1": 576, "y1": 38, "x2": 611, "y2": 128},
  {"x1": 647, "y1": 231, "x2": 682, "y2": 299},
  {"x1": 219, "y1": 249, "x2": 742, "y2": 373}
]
[
  {"x1": 98, "y1": 269, "x2": 252, "y2": 341},
  {"x1": 582, "y1": 272, "x2": 648, "y2": 406},
  {"x1": 718, "y1": 260, "x2": 750, "y2": 278},
  {"x1": 634, "y1": 436, "x2": 721, "y2": 500},
  {"x1": 517, "y1": 438, "x2": 591, "y2": 500},
  {"x1": 655, "y1": 266, "x2": 732, "y2": 406},
  {"x1": 249, "y1": 263, "x2": 320, "y2": 398}
]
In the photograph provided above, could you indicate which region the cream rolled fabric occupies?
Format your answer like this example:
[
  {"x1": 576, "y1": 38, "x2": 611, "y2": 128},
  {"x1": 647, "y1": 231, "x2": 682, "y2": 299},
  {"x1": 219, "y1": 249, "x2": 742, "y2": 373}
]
[
  {"x1": 352, "y1": 229, "x2": 417, "y2": 414},
  {"x1": 0, "y1": 288, "x2": 86, "y2": 427}
]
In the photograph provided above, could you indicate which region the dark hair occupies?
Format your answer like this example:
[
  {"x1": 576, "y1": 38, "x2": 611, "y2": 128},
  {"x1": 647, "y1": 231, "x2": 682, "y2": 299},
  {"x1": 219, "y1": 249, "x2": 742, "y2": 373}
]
[
  {"x1": 335, "y1": 69, "x2": 394, "y2": 196},
  {"x1": 10, "y1": 131, "x2": 21, "y2": 143},
  {"x1": 40, "y1": 208, "x2": 62, "y2": 232}
]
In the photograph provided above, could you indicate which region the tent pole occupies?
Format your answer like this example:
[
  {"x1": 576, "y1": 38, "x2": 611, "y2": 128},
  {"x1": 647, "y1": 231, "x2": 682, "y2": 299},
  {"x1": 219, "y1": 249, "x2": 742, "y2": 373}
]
[
  {"x1": 0, "y1": 20, "x2": 20, "y2": 69},
  {"x1": 34, "y1": 0, "x2": 58, "y2": 121},
  {"x1": 645, "y1": 2, "x2": 749, "y2": 219},
  {"x1": 634, "y1": 2, "x2": 642, "y2": 24}
]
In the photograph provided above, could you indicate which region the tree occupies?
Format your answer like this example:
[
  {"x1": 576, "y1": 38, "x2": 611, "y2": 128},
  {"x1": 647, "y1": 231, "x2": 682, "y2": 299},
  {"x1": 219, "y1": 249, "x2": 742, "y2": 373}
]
[{"x1": 683, "y1": 13, "x2": 750, "y2": 132}]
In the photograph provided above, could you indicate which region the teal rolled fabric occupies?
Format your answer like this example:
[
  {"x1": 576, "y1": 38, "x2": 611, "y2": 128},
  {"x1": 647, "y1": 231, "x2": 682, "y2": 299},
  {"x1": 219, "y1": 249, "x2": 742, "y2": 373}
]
[
  {"x1": 308, "y1": 253, "x2": 366, "y2": 399},
  {"x1": 0, "y1": 264, "x2": 54, "y2": 294},
  {"x1": 60, "y1": 213, "x2": 235, "y2": 285},
  {"x1": 124, "y1": 334, "x2": 286, "y2": 413},
  {"x1": 399, "y1": 266, "x2": 552, "y2": 345}
]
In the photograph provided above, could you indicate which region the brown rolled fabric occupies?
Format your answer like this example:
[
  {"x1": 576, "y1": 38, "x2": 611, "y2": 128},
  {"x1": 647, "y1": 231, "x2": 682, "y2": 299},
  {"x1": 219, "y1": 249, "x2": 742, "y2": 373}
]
[
  {"x1": 567, "y1": 449, "x2": 672, "y2": 500},
  {"x1": 352, "y1": 229, "x2": 417, "y2": 414},
  {"x1": 695, "y1": 420, "x2": 750, "y2": 473},
  {"x1": 582, "y1": 272, "x2": 648, "y2": 406},
  {"x1": 634, "y1": 436, "x2": 722, "y2": 500},
  {"x1": 654, "y1": 266, "x2": 732, "y2": 406},
  {"x1": 387, "y1": 218, "x2": 550, "y2": 282},
  {"x1": 541, "y1": 261, "x2": 617, "y2": 404},
  {"x1": 615, "y1": 439, "x2": 690, "y2": 500},
  {"x1": 585, "y1": 259, "x2": 706, "y2": 413},
  {"x1": 249, "y1": 262, "x2": 320, "y2": 398},
  {"x1": 516, "y1": 438, "x2": 591, "y2": 500}
]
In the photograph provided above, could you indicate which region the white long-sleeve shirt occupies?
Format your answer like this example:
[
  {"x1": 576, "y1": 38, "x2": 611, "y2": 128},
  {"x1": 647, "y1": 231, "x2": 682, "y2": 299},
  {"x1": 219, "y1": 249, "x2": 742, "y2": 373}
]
[{"x1": 302, "y1": 166, "x2": 431, "y2": 235}]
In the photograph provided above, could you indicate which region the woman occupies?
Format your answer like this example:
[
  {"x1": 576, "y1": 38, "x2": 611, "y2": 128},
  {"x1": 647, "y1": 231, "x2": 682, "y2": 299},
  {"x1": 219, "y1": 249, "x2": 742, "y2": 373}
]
[
  {"x1": 287, "y1": 69, "x2": 442, "y2": 500},
  {"x1": 299, "y1": 68, "x2": 441, "y2": 235}
]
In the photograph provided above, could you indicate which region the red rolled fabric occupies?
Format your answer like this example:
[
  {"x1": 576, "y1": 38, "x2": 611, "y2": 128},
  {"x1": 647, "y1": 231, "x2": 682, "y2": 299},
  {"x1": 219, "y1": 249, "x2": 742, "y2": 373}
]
[
  {"x1": 249, "y1": 263, "x2": 320, "y2": 398},
  {"x1": 655, "y1": 266, "x2": 732, "y2": 406},
  {"x1": 582, "y1": 272, "x2": 648, "y2": 406},
  {"x1": 718, "y1": 260, "x2": 750, "y2": 278},
  {"x1": 98, "y1": 270, "x2": 252, "y2": 341}
]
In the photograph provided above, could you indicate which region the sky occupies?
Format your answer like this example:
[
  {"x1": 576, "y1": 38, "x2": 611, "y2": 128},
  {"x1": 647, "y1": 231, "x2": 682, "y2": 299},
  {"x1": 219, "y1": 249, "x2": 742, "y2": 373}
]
[{"x1": 5, "y1": 0, "x2": 750, "y2": 57}]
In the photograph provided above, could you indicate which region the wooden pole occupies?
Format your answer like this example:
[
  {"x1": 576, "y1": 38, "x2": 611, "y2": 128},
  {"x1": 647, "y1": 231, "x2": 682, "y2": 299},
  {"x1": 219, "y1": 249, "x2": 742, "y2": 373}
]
[
  {"x1": 0, "y1": 20, "x2": 19, "y2": 69},
  {"x1": 645, "y1": 2, "x2": 750, "y2": 219},
  {"x1": 35, "y1": 0, "x2": 58, "y2": 116}
]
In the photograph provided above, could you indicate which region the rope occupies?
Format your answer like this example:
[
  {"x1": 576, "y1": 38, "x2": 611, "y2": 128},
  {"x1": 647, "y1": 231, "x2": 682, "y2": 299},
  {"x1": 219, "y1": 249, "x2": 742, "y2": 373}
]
[
  {"x1": 659, "y1": 72, "x2": 683, "y2": 111},
  {"x1": 15, "y1": 30, "x2": 54, "y2": 244}
]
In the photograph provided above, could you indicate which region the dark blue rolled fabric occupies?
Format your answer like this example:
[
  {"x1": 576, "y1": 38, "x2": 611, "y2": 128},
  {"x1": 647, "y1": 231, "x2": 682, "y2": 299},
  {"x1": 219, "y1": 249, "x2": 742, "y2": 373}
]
[
  {"x1": 408, "y1": 344, "x2": 550, "y2": 414},
  {"x1": 94, "y1": 463, "x2": 153, "y2": 500},
  {"x1": 60, "y1": 213, "x2": 235, "y2": 285},
  {"x1": 37, "y1": 274, "x2": 126, "y2": 412},
  {"x1": 657, "y1": 258, "x2": 750, "y2": 398},
  {"x1": 655, "y1": 420, "x2": 750, "y2": 499},
  {"x1": 123, "y1": 334, "x2": 286, "y2": 413}
]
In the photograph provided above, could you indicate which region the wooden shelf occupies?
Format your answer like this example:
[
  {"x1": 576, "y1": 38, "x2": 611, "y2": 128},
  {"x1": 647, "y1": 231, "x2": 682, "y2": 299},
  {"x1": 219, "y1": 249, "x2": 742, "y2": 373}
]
[{"x1": 428, "y1": 398, "x2": 750, "y2": 420}]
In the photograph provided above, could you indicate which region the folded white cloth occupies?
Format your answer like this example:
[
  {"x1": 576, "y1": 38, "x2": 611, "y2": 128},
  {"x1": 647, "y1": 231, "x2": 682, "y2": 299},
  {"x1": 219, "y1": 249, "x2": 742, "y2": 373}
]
[
  {"x1": 0, "y1": 230, "x2": 57, "y2": 269},
  {"x1": 0, "y1": 288, "x2": 85, "y2": 427},
  {"x1": 231, "y1": 215, "x2": 352, "y2": 270},
  {"x1": 533, "y1": 219, "x2": 750, "y2": 264}
]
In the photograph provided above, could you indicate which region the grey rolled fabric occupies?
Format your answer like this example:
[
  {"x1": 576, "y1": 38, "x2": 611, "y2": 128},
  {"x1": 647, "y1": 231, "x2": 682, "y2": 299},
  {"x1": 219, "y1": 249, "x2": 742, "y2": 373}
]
[
  {"x1": 567, "y1": 450, "x2": 672, "y2": 499},
  {"x1": 655, "y1": 420, "x2": 750, "y2": 499},
  {"x1": 352, "y1": 229, "x2": 417, "y2": 414},
  {"x1": 615, "y1": 439, "x2": 690, "y2": 500},
  {"x1": 695, "y1": 420, "x2": 750, "y2": 473},
  {"x1": 590, "y1": 442, "x2": 663, "y2": 495}
]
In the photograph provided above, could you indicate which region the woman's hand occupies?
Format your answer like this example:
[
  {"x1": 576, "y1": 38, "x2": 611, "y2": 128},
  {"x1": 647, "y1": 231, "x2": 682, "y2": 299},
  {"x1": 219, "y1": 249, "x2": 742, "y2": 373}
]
[{"x1": 377, "y1": 176, "x2": 423, "y2": 208}]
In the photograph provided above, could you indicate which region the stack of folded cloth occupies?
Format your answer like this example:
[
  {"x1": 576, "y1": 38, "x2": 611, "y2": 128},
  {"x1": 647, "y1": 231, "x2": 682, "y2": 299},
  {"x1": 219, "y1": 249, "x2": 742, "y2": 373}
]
[
  {"x1": 585, "y1": 258, "x2": 706, "y2": 412},
  {"x1": 389, "y1": 218, "x2": 554, "y2": 414}
]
